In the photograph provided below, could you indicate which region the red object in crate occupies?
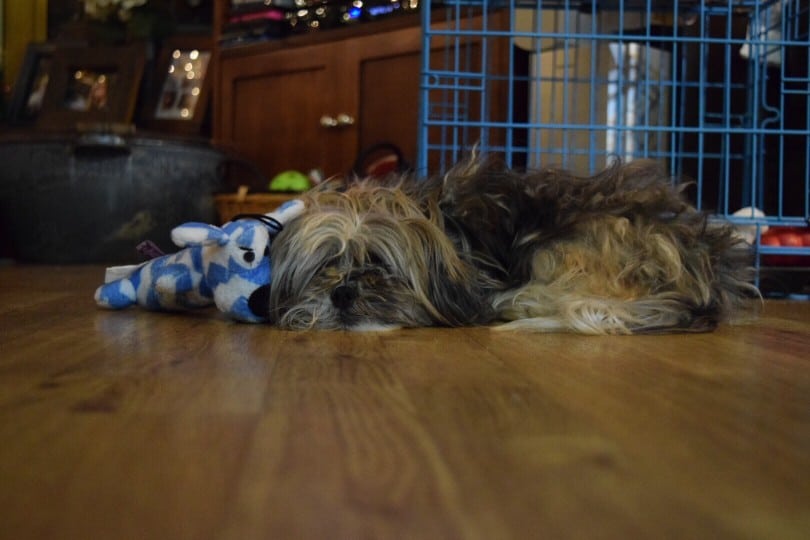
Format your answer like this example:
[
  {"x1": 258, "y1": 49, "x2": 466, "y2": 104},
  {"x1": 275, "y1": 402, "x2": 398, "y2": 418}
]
[{"x1": 760, "y1": 227, "x2": 810, "y2": 266}]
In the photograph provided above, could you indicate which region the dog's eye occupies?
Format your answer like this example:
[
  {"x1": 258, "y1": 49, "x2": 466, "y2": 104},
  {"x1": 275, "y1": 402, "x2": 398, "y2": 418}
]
[
  {"x1": 242, "y1": 249, "x2": 255, "y2": 263},
  {"x1": 364, "y1": 252, "x2": 393, "y2": 276},
  {"x1": 367, "y1": 252, "x2": 386, "y2": 267}
]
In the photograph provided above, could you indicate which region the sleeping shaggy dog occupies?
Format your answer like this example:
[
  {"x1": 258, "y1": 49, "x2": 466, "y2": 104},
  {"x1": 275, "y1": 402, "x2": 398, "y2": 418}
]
[{"x1": 265, "y1": 158, "x2": 757, "y2": 333}]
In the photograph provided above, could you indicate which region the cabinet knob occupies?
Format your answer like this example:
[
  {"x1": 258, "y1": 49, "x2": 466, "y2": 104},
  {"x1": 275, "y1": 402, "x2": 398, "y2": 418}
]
[
  {"x1": 336, "y1": 113, "x2": 355, "y2": 126},
  {"x1": 320, "y1": 115, "x2": 338, "y2": 128},
  {"x1": 320, "y1": 113, "x2": 355, "y2": 128}
]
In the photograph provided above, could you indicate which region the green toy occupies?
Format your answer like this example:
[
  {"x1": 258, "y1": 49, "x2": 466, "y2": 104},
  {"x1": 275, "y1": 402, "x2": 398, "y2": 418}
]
[{"x1": 269, "y1": 170, "x2": 311, "y2": 192}]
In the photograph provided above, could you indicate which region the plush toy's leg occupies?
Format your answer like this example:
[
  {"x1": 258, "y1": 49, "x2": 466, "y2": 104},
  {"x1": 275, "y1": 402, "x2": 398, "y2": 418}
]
[
  {"x1": 146, "y1": 263, "x2": 212, "y2": 310},
  {"x1": 95, "y1": 279, "x2": 137, "y2": 309},
  {"x1": 103, "y1": 264, "x2": 141, "y2": 283}
]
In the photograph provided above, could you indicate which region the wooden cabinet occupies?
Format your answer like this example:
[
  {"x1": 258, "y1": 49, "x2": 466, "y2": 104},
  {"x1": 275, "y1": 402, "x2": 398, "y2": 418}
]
[
  {"x1": 214, "y1": 11, "x2": 514, "y2": 179},
  {"x1": 215, "y1": 16, "x2": 424, "y2": 179}
]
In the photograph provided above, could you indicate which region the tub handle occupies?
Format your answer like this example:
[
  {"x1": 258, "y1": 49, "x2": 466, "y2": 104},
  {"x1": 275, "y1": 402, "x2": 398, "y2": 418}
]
[{"x1": 72, "y1": 133, "x2": 131, "y2": 158}]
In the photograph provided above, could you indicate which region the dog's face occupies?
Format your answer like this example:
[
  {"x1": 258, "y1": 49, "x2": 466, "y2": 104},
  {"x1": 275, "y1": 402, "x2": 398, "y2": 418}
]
[{"x1": 268, "y1": 181, "x2": 492, "y2": 330}]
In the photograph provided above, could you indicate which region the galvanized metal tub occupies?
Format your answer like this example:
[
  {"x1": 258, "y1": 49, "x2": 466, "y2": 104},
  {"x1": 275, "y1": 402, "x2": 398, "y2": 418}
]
[{"x1": 0, "y1": 132, "x2": 226, "y2": 264}]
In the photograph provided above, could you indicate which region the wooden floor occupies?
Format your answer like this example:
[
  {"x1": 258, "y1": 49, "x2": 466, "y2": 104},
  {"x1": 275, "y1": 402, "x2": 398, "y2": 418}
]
[{"x1": 1, "y1": 264, "x2": 809, "y2": 540}]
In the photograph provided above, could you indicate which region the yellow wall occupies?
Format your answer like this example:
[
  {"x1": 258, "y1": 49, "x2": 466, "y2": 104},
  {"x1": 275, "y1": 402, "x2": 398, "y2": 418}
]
[{"x1": 3, "y1": 0, "x2": 48, "y2": 86}]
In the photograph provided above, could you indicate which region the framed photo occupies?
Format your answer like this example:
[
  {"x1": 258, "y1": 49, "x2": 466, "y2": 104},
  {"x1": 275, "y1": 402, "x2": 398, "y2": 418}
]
[
  {"x1": 36, "y1": 43, "x2": 146, "y2": 131},
  {"x1": 6, "y1": 42, "x2": 58, "y2": 124},
  {"x1": 141, "y1": 35, "x2": 213, "y2": 135}
]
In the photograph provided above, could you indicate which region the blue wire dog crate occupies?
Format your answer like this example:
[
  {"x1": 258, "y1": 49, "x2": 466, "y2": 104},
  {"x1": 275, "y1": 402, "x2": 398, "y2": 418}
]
[{"x1": 418, "y1": 0, "x2": 810, "y2": 294}]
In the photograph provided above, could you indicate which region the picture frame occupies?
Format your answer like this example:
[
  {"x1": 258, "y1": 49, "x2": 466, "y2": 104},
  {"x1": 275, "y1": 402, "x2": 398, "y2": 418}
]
[
  {"x1": 36, "y1": 43, "x2": 147, "y2": 131},
  {"x1": 6, "y1": 42, "x2": 58, "y2": 124},
  {"x1": 141, "y1": 35, "x2": 213, "y2": 135}
]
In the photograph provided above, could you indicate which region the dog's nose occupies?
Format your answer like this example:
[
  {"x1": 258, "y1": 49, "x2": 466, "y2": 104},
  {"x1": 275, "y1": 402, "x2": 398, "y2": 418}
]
[{"x1": 331, "y1": 284, "x2": 358, "y2": 310}]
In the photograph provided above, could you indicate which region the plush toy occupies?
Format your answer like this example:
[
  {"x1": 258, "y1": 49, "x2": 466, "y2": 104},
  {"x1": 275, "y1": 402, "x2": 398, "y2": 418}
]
[{"x1": 94, "y1": 200, "x2": 304, "y2": 322}]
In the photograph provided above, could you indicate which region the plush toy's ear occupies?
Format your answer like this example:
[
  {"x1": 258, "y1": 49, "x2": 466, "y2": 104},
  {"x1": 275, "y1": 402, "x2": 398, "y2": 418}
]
[
  {"x1": 267, "y1": 199, "x2": 305, "y2": 225},
  {"x1": 171, "y1": 222, "x2": 230, "y2": 248}
]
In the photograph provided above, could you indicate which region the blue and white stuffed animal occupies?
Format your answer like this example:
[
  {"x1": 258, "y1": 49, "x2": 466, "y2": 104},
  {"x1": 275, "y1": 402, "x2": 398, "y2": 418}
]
[{"x1": 94, "y1": 200, "x2": 304, "y2": 322}]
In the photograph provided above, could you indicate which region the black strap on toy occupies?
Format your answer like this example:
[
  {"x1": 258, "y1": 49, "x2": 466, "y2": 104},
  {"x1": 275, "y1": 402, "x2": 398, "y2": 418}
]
[{"x1": 231, "y1": 213, "x2": 284, "y2": 236}]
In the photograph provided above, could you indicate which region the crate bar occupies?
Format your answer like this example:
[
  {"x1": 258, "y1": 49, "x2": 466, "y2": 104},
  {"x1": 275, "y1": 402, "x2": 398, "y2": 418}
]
[
  {"x1": 530, "y1": 5, "x2": 544, "y2": 167},
  {"x1": 587, "y1": 2, "x2": 598, "y2": 171},
  {"x1": 670, "y1": 0, "x2": 682, "y2": 179},
  {"x1": 418, "y1": 0, "x2": 431, "y2": 174},
  {"x1": 422, "y1": 115, "x2": 810, "y2": 135},
  {"x1": 438, "y1": 0, "x2": 782, "y2": 10},
  {"x1": 749, "y1": 0, "x2": 764, "y2": 216},
  {"x1": 426, "y1": 26, "x2": 805, "y2": 49},
  {"x1": 798, "y1": 0, "x2": 809, "y2": 221},
  {"x1": 778, "y1": 1, "x2": 787, "y2": 220},
  {"x1": 503, "y1": 0, "x2": 516, "y2": 166}
]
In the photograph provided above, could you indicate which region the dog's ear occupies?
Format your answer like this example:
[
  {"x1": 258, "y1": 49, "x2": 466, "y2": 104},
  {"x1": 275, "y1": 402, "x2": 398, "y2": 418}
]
[
  {"x1": 427, "y1": 269, "x2": 493, "y2": 326},
  {"x1": 402, "y1": 218, "x2": 492, "y2": 327},
  {"x1": 424, "y1": 245, "x2": 495, "y2": 326}
]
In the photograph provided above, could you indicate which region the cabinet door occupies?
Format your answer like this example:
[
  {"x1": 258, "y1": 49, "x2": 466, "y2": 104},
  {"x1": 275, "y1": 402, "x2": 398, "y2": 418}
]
[
  {"x1": 354, "y1": 12, "x2": 519, "y2": 175},
  {"x1": 353, "y1": 25, "x2": 424, "y2": 173},
  {"x1": 217, "y1": 44, "x2": 354, "y2": 180}
]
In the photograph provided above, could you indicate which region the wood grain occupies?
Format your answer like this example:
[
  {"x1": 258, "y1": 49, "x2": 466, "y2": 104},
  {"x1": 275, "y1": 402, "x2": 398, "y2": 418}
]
[{"x1": 0, "y1": 265, "x2": 808, "y2": 539}]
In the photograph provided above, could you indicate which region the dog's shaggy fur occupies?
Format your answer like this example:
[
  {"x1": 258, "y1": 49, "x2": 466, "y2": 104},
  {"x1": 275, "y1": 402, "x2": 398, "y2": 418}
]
[{"x1": 267, "y1": 159, "x2": 758, "y2": 333}]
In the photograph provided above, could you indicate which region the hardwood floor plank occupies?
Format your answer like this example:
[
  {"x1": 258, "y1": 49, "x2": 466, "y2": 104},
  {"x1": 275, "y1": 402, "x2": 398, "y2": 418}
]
[
  {"x1": 379, "y1": 329, "x2": 729, "y2": 538},
  {"x1": 218, "y1": 331, "x2": 482, "y2": 540},
  {"x1": 0, "y1": 265, "x2": 808, "y2": 539},
  {"x1": 470, "y1": 328, "x2": 810, "y2": 539}
]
